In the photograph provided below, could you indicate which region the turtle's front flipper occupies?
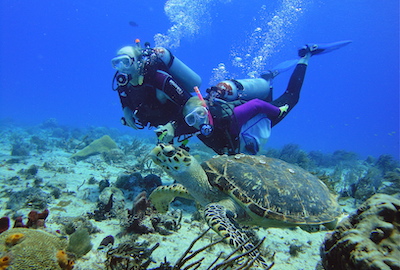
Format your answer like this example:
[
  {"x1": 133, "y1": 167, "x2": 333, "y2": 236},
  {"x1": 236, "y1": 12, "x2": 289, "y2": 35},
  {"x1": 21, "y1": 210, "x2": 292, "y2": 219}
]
[
  {"x1": 205, "y1": 203, "x2": 269, "y2": 268},
  {"x1": 149, "y1": 183, "x2": 194, "y2": 213}
]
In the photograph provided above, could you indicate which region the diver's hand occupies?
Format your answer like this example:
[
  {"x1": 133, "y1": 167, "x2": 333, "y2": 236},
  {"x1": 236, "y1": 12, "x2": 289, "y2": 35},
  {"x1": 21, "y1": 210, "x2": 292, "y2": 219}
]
[
  {"x1": 155, "y1": 122, "x2": 175, "y2": 143},
  {"x1": 123, "y1": 107, "x2": 138, "y2": 130}
]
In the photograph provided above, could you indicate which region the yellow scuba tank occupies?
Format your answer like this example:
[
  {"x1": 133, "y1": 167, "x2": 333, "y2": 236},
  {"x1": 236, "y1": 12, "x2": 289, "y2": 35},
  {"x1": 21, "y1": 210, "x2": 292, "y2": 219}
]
[
  {"x1": 154, "y1": 47, "x2": 201, "y2": 93},
  {"x1": 216, "y1": 78, "x2": 272, "y2": 101}
]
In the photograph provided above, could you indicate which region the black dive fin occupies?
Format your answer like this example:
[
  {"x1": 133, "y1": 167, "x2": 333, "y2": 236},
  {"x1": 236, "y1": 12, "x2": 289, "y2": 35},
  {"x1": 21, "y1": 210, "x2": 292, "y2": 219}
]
[{"x1": 298, "y1": 40, "x2": 352, "y2": 57}]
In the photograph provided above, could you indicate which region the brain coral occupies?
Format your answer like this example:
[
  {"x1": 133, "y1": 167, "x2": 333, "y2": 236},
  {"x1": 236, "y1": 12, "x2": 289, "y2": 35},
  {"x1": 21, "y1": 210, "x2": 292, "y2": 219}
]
[
  {"x1": 321, "y1": 193, "x2": 400, "y2": 270},
  {"x1": 0, "y1": 228, "x2": 68, "y2": 270}
]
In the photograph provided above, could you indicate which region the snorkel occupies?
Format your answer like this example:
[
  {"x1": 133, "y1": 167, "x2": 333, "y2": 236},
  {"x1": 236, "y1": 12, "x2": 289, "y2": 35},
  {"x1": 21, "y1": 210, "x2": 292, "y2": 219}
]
[{"x1": 194, "y1": 86, "x2": 214, "y2": 136}]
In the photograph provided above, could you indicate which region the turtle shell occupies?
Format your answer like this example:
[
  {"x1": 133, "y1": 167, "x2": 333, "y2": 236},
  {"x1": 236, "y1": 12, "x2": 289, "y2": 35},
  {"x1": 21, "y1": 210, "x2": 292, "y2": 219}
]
[{"x1": 201, "y1": 154, "x2": 341, "y2": 225}]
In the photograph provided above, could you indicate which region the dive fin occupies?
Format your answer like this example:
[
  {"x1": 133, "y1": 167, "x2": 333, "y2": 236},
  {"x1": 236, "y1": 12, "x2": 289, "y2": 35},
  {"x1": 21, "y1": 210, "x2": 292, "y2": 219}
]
[
  {"x1": 261, "y1": 59, "x2": 298, "y2": 80},
  {"x1": 298, "y1": 40, "x2": 352, "y2": 57}
]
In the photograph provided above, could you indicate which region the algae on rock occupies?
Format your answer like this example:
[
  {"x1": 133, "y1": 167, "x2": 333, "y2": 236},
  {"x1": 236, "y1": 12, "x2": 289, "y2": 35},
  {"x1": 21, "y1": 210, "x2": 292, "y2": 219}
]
[{"x1": 71, "y1": 135, "x2": 118, "y2": 160}]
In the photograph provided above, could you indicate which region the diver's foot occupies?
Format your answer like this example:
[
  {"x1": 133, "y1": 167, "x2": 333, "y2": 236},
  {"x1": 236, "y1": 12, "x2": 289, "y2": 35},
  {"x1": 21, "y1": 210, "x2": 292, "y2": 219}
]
[
  {"x1": 298, "y1": 40, "x2": 352, "y2": 57},
  {"x1": 260, "y1": 70, "x2": 277, "y2": 80},
  {"x1": 298, "y1": 44, "x2": 323, "y2": 57}
]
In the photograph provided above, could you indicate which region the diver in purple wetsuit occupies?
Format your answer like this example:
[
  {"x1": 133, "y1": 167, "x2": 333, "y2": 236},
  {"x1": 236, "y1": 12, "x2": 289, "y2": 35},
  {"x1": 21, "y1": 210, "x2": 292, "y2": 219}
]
[{"x1": 155, "y1": 40, "x2": 352, "y2": 155}]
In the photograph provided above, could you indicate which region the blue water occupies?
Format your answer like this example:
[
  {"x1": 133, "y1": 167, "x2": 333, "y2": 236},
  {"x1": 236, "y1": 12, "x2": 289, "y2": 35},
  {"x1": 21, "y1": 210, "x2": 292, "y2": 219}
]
[{"x1": 0, "y1": 0, "x2": 399, "y2": 160}]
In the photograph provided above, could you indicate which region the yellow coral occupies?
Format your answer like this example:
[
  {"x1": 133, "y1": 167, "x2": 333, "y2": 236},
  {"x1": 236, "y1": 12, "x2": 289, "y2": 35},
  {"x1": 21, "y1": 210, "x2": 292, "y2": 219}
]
[
  {"x1": 5, "y1": 233, "x2": 24, "y2": 246},
  {"x1": 0, "y1": 255, "x2": 10, "y2": 269}
]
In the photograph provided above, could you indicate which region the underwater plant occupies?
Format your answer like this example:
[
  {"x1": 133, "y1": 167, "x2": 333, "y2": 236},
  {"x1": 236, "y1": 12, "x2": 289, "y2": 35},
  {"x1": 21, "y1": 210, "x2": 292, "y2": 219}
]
[
  {"x1": 66, "y1": 227, "x2": 93, "y2": 258},
  {"x1": 30, "y1": 135, "x2": 48, "y2": 152},
  {"x1": 264, "y1": 144, "x2": 312, "y2": 169},
  {"x1": 374, "y1": 154, "x2": 400, "y2": 175},
  {"x1": 105, "y1": 228, "x2": 272, "y2": 270}
]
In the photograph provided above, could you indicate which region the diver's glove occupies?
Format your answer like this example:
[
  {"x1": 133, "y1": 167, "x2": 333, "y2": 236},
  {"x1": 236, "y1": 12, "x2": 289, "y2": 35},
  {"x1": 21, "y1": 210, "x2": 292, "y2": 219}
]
[
  {"x1": 278, "y1": 104, "x2": 289, "y2": 117},
  {"x1": 155, "y1": 122, "x2": 175, "y2": 143},
  {"x1": 123, "y1": 107, "x2": 139, "y2": 130}
]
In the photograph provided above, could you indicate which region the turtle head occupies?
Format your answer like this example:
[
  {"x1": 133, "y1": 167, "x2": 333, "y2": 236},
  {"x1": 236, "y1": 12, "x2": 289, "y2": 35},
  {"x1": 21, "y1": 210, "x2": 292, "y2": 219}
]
[{"x1": 150, "y1": 144, "x2": 194, "y2": 175}]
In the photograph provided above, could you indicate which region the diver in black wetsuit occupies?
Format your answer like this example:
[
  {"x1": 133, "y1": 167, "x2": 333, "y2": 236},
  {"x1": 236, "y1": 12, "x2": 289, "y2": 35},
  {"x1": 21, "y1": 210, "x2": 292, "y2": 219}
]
[{"x1": 111, "y1": 41, "x2": 201, "y2": 130}]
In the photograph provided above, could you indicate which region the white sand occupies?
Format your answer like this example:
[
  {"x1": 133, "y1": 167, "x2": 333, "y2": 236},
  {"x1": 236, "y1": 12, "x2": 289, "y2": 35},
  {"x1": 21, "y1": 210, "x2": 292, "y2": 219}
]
[{"x1": 0, "y1": 139, "x2": 349, "y2": 270}]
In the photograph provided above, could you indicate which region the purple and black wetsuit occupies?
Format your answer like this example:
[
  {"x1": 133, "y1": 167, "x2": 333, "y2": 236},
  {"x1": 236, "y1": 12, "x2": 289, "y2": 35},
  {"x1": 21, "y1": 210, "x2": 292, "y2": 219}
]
[
  {"x1": 187, "y1": 63, "x2": 307, "y2": 155},
  {"x1": 232, "y1": 63, "x2": 307, "y2": 132}
]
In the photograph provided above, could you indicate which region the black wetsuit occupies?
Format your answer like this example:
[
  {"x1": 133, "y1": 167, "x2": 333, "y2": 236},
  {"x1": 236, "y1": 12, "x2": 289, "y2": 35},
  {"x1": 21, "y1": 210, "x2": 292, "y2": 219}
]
[
  {"x1": 117, "y1": 60, "x2": 192, "y2": 128},
  {"x1": 269, "y1": 63, "x2": 307, "y2": 126}
]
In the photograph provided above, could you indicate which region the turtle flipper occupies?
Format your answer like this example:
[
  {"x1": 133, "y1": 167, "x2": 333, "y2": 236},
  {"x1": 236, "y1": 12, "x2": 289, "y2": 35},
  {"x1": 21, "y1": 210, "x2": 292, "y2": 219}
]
[
  {"x1": 149, "y1": 183, "x2": 194, "y2": 213},
  {"x1": 204, "y1": 203, "x2": 269, "y2": 267}
]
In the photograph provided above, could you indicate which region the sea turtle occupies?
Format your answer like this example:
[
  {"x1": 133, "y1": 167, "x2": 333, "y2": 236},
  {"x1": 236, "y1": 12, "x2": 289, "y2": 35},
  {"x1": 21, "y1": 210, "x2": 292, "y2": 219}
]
[{"x1": 149, "y1": 144, "x2": 341, "y2": 265}]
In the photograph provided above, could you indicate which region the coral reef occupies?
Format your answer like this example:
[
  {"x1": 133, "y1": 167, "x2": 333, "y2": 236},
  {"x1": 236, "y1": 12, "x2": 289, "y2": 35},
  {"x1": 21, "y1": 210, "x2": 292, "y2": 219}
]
[
  {"x1": 0, "y1": 218, "x2": 9, "y2": 234},
  {"x1": 375, "y1": 154, "x2": 399, "y2": 175},
  {"x1": 120, "y1": 191, "x2": 182, "y2": 236},
  {"x1": 10, "y1": 143, "x2": 30, "y2": 156},
  {"x1": 88, "y1": 187, "x2": 125, "y2": 221},
  {"x1": 121, "y1": 191, "x2": 154, "y2": 234},
  {"x1": 120, "y1": 191, "x2": 182, "y2": 235},
  {"x1": 379, "y1": 168, "x2": 400, "y2": 195},
  {"x1": 6, "y1": 187, "x2": 53, "y2": 211},
  {"x1": 17, "y1": 164, "x2": 39, "y2": 179},
  {"x1": 102, "y1": 148, "x2": 125, "y2": 164},
  {"x1": 150, "y1": 209, "x2": 183, "y2": 236},
  {"x1": 105, "y1": 228, "x2": 270, "y2": 270},
  {"x1": 30, "y1": 135, "x2": 48, "y2": 152},
  {"x1": 140, "y1": 174, "x2": 162, "y2": 194},
  {"x1": 115, "y1": 172, "x2": 162, "y2": 200},
  {"x1": 0, "y1": 228, "x2": 70, "y2": 270},
  {"x1": 321, "y1": 193, "x2": 400, "y2": 270},
  {"x1": 71, "y1": 135, "x2": 119, "y2": 160},
  {"x1": 2, "y1": 209, "x2": 50, "y2": 229},
  {"x1": 105, "y1": 239, "x2": 158, "y2": 270},
  {"x1": 54, "y1": 216, "x2": 98, "y2": 236},
  {"x1": 264, "y1": 143, "x2": 311, "y2": 169},
  {"x1": 115, "y1": 172, "x2": 143, "y2": 191},
  {"x1": 98, "y1": 235, "x2": 114, "y2": 250},
  {"x1": 26, "y1": 209, "x2": 49, "y2": 228}
]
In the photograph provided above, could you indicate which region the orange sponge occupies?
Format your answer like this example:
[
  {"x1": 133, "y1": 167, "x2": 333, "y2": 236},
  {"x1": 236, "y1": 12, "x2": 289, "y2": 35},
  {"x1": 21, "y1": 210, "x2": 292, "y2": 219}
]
[
  {"x1": 0, "y1": 255, "x2": 11, "y2": 269},
  {"x1": 56, "y1": 250, "x2": 74, "y2": 270},
  {"x1": 5, "y1": 233, "x2": 24, "y2": 246}
]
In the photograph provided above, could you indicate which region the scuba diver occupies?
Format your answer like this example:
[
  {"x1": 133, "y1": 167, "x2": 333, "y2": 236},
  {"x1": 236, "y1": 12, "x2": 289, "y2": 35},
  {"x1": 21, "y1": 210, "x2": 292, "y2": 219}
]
[
  {"x1": 111, "y1": 39, "x2": 201, "y2": 129},
  {"x1": 155, "y1": 40, "x2": 352, "y2": 155}
]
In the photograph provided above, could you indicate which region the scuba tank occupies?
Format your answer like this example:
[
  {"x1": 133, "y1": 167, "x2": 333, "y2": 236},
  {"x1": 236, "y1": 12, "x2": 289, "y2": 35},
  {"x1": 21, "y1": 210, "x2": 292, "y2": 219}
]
[
  {"x1": 207, "y1": 59, "x2": 299, "y2": 102},
  {"x1": 153, "y1": 47, "x2": 201, "y2": 93},
  {"x1": 215, "y1": 78, "x2": 272, "y2": 102}
]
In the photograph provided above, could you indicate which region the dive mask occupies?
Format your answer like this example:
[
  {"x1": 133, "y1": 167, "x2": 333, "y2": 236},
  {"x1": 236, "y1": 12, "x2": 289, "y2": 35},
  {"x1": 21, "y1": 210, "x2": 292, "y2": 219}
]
[
  {"x1": 111, "y1": 54, "x2": 135, "y2": 71},
  {"x1": 185, "y1": 106, "x2": 208, "y2": 127}
]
